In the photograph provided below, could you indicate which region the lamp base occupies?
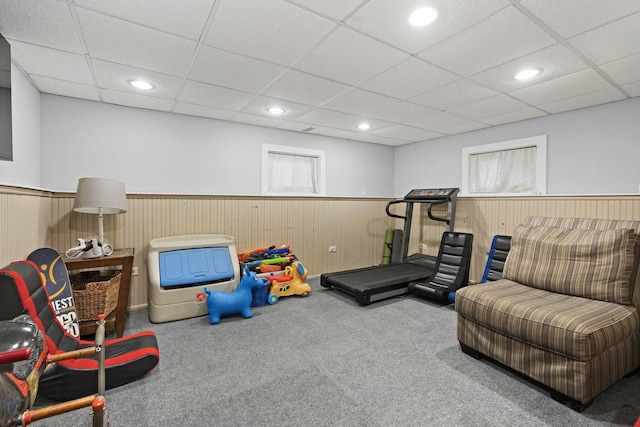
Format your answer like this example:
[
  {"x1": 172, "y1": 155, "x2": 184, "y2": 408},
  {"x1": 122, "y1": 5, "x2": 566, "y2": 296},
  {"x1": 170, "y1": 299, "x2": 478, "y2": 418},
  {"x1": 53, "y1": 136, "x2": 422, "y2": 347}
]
[
  {"x1": 66, "y1": 238, "x2": 113, "y2": 259},
  {"x1": 82, "y1": 239, "x2": 105, "y2": 258}
]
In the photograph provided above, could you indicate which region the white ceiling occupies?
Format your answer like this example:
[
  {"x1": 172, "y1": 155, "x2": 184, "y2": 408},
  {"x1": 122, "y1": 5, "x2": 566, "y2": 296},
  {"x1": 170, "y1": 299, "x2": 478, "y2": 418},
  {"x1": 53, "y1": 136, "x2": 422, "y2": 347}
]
[{"x1": 1, "y1": 0, "x2": 639, "y2": 146}]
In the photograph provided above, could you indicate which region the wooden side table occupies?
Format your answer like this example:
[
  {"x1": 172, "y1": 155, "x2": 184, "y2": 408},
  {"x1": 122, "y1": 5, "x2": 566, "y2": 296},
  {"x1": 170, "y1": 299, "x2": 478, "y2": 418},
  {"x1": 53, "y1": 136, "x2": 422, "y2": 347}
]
[{"x1": 63, "y1": 248, "x2": 134, "y2": 338}]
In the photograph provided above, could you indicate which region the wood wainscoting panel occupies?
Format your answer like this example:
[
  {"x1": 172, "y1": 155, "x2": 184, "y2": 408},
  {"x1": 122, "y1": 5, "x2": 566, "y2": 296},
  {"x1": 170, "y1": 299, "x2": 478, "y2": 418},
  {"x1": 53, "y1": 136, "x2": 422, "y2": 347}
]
[
  {"x1": 0, "y1": 186, "x2": 51, "y2": 265},
  {"x1": 49, "y1": 195, "x2": 394, "y2": 309},
  {"x1": 4, "y1": 190, "x2": 634, "y2": 310}
]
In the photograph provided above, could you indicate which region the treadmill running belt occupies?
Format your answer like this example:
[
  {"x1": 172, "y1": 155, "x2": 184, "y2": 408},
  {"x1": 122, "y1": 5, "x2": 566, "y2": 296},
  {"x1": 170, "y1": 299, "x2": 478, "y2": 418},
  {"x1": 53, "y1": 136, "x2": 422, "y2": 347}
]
[{"x1": 322, "y1": 260, "x2": 434, "y2": 305}]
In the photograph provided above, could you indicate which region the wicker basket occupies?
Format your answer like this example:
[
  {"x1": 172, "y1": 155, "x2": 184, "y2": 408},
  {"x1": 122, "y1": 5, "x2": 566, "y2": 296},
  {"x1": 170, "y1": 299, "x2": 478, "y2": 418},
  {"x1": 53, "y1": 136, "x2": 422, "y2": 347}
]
[{"x1": 71, "y1": 272, "x2": 121, "y2": 322}]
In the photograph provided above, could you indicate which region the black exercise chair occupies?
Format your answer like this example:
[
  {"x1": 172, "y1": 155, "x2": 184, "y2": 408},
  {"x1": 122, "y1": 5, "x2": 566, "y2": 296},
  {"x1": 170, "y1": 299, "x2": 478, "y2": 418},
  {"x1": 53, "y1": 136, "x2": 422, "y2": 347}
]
[
  {"x1": 446, "y1": 234, "x2": 512, "y2": 304},
  {"x1": 408, "y1": 232, "x2": 473, "y2": 303}
]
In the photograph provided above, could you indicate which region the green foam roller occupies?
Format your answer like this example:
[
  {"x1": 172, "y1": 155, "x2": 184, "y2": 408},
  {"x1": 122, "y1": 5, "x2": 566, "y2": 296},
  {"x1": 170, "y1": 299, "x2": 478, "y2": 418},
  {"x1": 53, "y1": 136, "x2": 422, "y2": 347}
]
[{"x1": 381, "y1": 228, "x2": 394, "y2": 264}]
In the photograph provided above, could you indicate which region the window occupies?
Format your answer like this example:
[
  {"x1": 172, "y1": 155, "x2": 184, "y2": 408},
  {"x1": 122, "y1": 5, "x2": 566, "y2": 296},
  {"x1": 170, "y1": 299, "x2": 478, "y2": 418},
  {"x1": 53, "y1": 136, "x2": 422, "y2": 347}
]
[
  {"x1": 461, "y1": 135, "x2": 547, "y2": 196},
  {"x1": 262, "y1": 144, "x2": 326, "y2": 196}
]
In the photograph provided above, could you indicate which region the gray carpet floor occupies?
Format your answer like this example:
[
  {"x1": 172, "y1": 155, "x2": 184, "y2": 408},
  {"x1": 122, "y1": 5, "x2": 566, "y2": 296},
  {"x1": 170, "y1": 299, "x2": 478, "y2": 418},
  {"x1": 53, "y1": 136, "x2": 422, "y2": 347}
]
[{"x1": 36, "y1": 277, "x2": 640, "y2": 426}]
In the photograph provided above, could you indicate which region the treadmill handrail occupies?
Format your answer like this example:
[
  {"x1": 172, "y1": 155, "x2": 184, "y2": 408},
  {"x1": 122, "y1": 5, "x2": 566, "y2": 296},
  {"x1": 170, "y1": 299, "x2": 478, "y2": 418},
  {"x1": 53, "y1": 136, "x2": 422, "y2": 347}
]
[
  {"x1": 385, "y1": 200, "x2": 408, "y2": 220},
  {"x1": 385, "y1": 196, "x2": 451, "y2": 222},
  {"x1": 427, "y1": 198, "x2": 451, "y2": 225}
]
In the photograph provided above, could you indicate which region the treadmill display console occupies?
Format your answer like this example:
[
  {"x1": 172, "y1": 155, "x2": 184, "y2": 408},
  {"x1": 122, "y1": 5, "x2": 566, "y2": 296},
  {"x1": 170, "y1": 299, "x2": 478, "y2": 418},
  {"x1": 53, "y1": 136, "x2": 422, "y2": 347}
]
[{"x1": 404, "y1": 188, "x2": 459, "y2": 200}]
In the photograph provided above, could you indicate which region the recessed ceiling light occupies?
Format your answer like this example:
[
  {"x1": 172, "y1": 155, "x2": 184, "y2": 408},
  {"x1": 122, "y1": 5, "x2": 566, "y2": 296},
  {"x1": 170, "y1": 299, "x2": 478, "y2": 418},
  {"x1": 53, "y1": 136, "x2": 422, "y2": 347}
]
[
  {"x1": 129, "y1": 80, "x2": 153, "y2": 90},
  {"x1": 358, "y1": 123, "x2": 371, "y2": 131},
  {"x1": 514, "y1": 68, "x2": 541, "y2": 81},
  {"x1": 408, "y1": 7, "x2": 438, "y2": 27},
  {"x1": 267, "y1": 106, "x2": 285, "y2": 115}
]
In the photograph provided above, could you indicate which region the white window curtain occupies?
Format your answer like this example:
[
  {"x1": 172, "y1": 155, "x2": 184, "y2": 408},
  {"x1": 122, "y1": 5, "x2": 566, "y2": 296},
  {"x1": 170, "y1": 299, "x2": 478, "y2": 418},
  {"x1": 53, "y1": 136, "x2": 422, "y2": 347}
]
[
  {"x1": 468, "y1": 146, "x2": 537, "y2": 194},
  {"x1": 267, "y1": 152, "x2": 319, "y2": 194}
]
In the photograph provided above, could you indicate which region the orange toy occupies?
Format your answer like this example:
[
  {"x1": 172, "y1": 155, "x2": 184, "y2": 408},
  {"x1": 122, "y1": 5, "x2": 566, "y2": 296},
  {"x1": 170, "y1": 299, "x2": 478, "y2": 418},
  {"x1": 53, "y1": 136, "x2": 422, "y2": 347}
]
[{"x1": 266, "y1": 261, "x2": 311, "y2": 298}]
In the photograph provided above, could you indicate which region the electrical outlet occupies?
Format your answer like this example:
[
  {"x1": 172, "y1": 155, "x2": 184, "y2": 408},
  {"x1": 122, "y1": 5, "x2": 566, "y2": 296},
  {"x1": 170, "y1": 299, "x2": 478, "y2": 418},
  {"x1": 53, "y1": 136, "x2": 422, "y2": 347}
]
[
  {"x1": 132, "y1": 267, "x2": 139, "y2": 276},
  {"x1": 328, "y1": 245, "x2": 337, "y2": 253},
  {"x1": 419, "y1": 243, "x2": 428, "y2": 250}
]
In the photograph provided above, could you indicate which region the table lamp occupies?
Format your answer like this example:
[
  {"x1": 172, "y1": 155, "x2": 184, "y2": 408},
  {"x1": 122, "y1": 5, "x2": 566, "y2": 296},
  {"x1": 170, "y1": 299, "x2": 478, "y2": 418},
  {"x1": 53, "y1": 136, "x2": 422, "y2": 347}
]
[{"x1": 72, "y1": 177, "x2": 127, "y2": 258}]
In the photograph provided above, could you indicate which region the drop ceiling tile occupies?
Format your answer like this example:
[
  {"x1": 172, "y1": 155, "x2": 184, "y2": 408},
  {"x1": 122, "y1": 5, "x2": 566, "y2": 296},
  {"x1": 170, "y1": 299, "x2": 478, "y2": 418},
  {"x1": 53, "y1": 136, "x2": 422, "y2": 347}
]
[
  {"x1": 410, "y1": 79, "x2": 499, "y2": 110},
  {"x1": 375, "y1": 140, "x2": 414, "y2": 147},
  {"x1": 537, "y1": 87, "x2": 626, "y2": 114},
  {"x1": 102, "y1": 88, "x2": 175, "y2": 111},
  {"x1": 367, "y1": 101, "x2": 437, "y2": 123},
  {"x1": 397, "y1": 130, "x2": 444, "y2": 142},
  {"x1": 294, "y1": 26, "x2": 409, "y2": 86},
  {"x1": 599, "y1": 54, "x2": 640, "y2": 85},
  {"x1": 321, "y1": 88, "x2": 397, "y2": 116},
  {"x1": 31, "y1": 75, "x2": 100, "y2": 100},
  {"x1": 420, "y1": 6, "x2": 556, "y2": 76},
  {"x1": 173, "y1": 102, "x2": 236, "y2": 120},
  {"x1": 205, "y1": 0, "x2": 337, "y2": 66},
  {"x1": 449, "y1": 94, "x2": 530, "y2": 120},
  {"x1": 74, "y1": 0, "x2": 216, "y2": 41},
  {"x1": 360, "y1": 57, "x2": 458, "y2": 99},
  {"x1": 622, "y1": 81, "x2": 640, "y2": 97},
  {"x1": 262, "y1": 69, "x2": 350, "y2": 106},
  {"x1": 189, "y1": 45, "x2": 286, "y2": 93},
  {"x1": 77, "y1": 8, "x2": 196, "y2": 77},
  {"x1": 347, "y1": 0, "x2": 510, "y2": 54},
  {"x1": 0, "y1": 0, "x2": 83, "y2": 53},
  {"x1": 510, "y1": 69, "x2": 613, "y2": 106},
  {"x1": 287, "y1": 0, "x2": 364, "y2": 21},
  {"x1": 437, "y1": 120, "x2": 490, "y2": 135},
  {"x1": 9, "y1": 41, "x2": 94, "y2": 85},
  {"x1": 519, "y1": 0, "x2": 640, "y2": 39},
  {"x1": 241, "y1": 96, "x2": 313, "y2": 120},
  {"x1": 569, "y1": 12, "x2": 640, "y2": 65},
  {"x1": 179, "y1": 80, "x2": 255, "y2": 111},
  {"x1": 294, "y1": 108, "x2": 359, "y2": 128},
  {"x1": 4, "y1": 0, "x2": 638, "y2": 148},
  {"x1": 479, "y1": 107, "x2": 547, "y2": 126},
  {"x1": 334, "y1": 116, "x2": 395, "y2": 133},
  {"x1": 405, "y1": 111, "x2": 469, "y2": 130},
  {"x1": 92, "y1": 59, "x2": 184, "y2": 99},
  {"x1": 470, "y1": 44, "x2": 590, "y2": 93},
  {"x1": 370, "y1": 124, "x2": 425, "y2": 139},
  {"x1": 276, "y1": 122, "x2": 325, "y2": 133},
  {"x1": 353, "y1": 133, "x2": 409, "y2": 146},
  {"x1": 315, "y1": 128, "x2": 362, "y2": 140},
  {"x1": 229, "y1": 112, "x2": 285, "y2": 128}
]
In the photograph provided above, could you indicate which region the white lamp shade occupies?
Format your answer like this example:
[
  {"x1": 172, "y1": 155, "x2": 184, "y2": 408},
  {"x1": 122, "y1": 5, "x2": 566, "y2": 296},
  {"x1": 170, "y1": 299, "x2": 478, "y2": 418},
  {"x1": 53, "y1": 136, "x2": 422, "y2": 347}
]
[{"x1": 73, "y1": 177, "x2": 127, "y2": 214}]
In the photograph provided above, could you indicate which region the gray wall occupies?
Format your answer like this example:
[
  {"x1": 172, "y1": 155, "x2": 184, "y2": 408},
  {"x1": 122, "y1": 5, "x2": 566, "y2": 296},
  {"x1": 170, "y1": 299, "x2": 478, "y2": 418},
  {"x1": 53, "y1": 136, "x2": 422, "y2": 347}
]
[
  {"x1": 395, "y1": 97, "x2": 640, "y2": 197},
  {"x1": 3, "y1": 64, "x2": 640, "y2": 198},
  {"x1": 40, "y1": 94, "x2": 395, "y2": 196}
]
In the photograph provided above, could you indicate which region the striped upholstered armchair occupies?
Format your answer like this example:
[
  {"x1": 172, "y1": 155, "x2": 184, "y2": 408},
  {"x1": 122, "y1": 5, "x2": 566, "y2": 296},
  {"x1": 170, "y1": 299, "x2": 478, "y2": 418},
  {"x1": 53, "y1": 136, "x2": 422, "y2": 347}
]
[{"x1": 456, "y1": 216, "x2": 640, "y2": 411}]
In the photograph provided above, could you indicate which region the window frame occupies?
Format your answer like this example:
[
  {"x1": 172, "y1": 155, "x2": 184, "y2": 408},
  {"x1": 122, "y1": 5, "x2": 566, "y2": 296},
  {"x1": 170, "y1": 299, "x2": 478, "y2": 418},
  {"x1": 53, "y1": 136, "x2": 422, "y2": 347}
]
[
  {"x1": 461, "y1": 135, "x2": 547, "y2": 197},
  {"x1": 261, "y1": 144, "x2": 326, "y2": 196}
]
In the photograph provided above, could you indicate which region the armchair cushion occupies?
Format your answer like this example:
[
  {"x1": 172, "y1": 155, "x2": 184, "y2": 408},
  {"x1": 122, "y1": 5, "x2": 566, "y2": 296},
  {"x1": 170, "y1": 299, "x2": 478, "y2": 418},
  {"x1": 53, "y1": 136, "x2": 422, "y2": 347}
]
[{"x1": 503, "y1": 225, "x2": 636, "y2": 304}]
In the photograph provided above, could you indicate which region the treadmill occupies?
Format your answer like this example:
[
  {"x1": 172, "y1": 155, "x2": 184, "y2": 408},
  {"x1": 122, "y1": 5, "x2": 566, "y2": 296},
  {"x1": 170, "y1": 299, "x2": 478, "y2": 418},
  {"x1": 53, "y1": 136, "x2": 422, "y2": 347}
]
[{"x1": 321, "y1": 188, "x2": 459, "y2": 305}]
